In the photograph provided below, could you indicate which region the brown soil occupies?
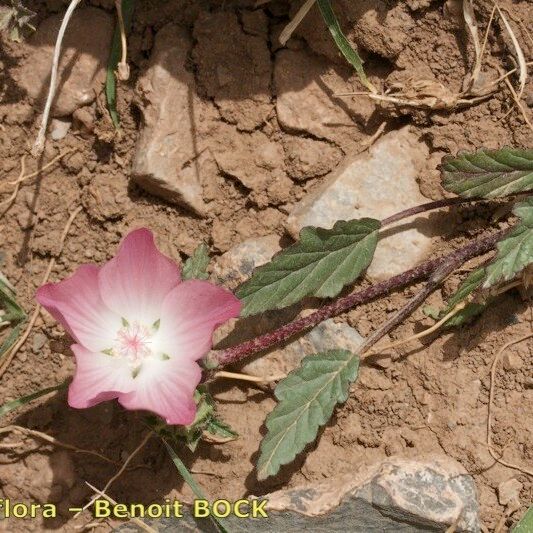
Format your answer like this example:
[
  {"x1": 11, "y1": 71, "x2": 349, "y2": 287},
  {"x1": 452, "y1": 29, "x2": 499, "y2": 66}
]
[{"x1": 0, "y1": 0, "x2": 532, "y2": 531}]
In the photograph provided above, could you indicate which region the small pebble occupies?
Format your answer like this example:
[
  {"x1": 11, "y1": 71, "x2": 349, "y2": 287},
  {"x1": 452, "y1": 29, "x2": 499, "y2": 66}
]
[{"x1": 50, "y1": 118, "x2": 71, "y2": 140}]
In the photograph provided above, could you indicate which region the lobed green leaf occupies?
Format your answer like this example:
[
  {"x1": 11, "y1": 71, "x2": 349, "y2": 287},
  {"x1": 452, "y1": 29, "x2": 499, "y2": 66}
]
[
  {"x1": 441, "y1": 147, "x2": 533, "y2": 199},
  {"x1": 483, "y1": 197, "x2": 533, "y2": 288},
  {"x1": 257, "y1": 349, "x2": 359, "y2": 480},
  {"x1": 514, "y1": 506, "x2": 533, "y2": 533},
  {"x1": 237, "y1": 218, "x2": 380, "y2": 316}
]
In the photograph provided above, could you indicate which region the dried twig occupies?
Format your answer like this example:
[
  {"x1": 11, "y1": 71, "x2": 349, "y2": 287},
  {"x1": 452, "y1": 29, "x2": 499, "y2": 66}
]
[
  {"x1": 496, "y1": 5, "x2": 527, "y2": 100},
  {"x1": 279, "y1": 0, "x2": 315, "y2": 45},
  {"x1": 463, "y1": 0, "x2": 482, "y2": 90},
  {"x1": 366, "y1": 302, "x2": 466, "y2": 357},
  {"x1": 0, "y1": 425, "x2": 116, "y2": 464},
  {"x1": 114, "y1": 0, "x2": 130, "y2": 81}
]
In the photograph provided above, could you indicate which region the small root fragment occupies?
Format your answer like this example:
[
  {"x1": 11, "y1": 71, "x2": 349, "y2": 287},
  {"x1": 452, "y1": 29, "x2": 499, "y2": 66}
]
[
  {"x1": 0, "y1": 155, "x2": 26, "y2": 215},
  {"x1": 0, "y1": 425, "x2": 116, "y2": 464},
  {"x1": 366, "y1": 302, "x2": 466, "y2": 358}
]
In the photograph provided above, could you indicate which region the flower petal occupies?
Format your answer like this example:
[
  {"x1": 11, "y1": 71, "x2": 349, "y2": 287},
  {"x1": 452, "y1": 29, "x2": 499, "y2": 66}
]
[
  {"x1": 118, "y1": 358, "x2": 201, "y2": 425},
  {"x1": 36, "y1": 265, "x2": 121, "y2": 352},
  {"x1": 68, "y1": 345, "x2": 135, "y2": 409},
  {"x1": 156, "y1": 280, "x2": 242, "y2": 361},
  {"x1": 98, "y1": 228, "x2": 181, "y2": 324}
]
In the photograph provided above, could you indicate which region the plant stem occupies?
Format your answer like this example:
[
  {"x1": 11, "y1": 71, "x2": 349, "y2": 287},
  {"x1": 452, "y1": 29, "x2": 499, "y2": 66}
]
[
  {"x1": 380, "y1": 192, "x2": 531, "y2": 227},
  {"x1": 208, "y1": 229, "x2": 506, "y2": 368}
]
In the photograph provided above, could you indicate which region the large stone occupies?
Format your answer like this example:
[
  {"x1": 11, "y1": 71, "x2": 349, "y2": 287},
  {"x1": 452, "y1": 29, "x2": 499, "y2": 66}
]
[
  {"x1": 15, "y1": 7, "x2": 113, "y2": 117},
  {"x1": 286, "y1": 127, "x2": 434, "y2": 281},
  {"x1": 115, "y1": 456, "x2": 481, "y2": 532},
  {"x1": 132, "y1": 24, "x2": 208, "y2": 215}
]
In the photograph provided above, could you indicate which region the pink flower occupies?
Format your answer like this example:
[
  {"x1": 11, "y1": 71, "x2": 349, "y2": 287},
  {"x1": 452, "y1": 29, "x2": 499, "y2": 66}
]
[{"x1": 36, "y1": 228, "x2": 241, "y2": 425}]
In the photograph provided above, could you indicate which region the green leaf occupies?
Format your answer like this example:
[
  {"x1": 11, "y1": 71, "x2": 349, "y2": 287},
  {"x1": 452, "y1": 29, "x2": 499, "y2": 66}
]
[
  {"x1": 0, "y1": 382, "x2": 67, "y2": 418},
  {"x1": 0, "y1": 321, "x2": 24, "y2": 360},
  {"x1": 205, "y1": 417, "x2": 238, "y2": 440},
  {"x1": 514, "y1": 506, "x2": 533, "y2": 532},
  {"x1": 0, "y1": 273, "x2": 25, "y2": 322},
  {"x1": 316, "y1": 0, "x2": 376, "y2": 93},
  {"x1": 433, "y1": 268, "x2": 487, "y2": 327},
  {"x1": 237, "y1": 218, "x2": 380, "y2": 316},
  {"x1": 257, "y1": 349, "x2": 359, "y2": 480},
  {"x1": 163, "y1": 440, "x2": 227, "y2": 533},
  {"x1": 106, "y1": 0, "x2": 136, "y2": 128},
  {"x1": 444, "y1": 268, "x2": 487, "y2": 326},
  {"x1": 441, "y1": 148, "x2": 533, "y2": 199},
  {"x1": 182, "y1": 244, "x2": 210, "y2": 281},
  {"x1": 483, "y1": 197, "x2": 533, "y2": 287}
]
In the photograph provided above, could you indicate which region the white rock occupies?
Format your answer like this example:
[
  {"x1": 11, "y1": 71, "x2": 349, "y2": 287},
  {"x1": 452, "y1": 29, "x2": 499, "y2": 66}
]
[
  {"x1": 50, "y1": 118, "x2": 71, "y2": 140},
  {"x1": 15, "y1": 8, "x2": 113, "y2": 117},
  {"x1": 498, "y1": 478, "x2": 523, "y2": 506},
  {"x1": 286, "y1": 127, "x2": 434, "y2": 281},
  {"x1": 132, "y1": 24, "x2": 208, "y2": 215}
]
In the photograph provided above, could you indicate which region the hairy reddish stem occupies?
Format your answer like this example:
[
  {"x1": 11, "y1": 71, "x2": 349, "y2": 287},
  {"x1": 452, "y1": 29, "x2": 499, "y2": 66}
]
[{"x1": 209, "y1": 229, "x2": 506, "y2": 368}]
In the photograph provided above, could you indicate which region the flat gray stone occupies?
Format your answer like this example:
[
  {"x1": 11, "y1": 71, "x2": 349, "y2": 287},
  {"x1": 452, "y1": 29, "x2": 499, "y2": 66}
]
[
  {"x1": 286, "y1": 127, "x2": 434, "y2": 281},
  {"x1": 15, "y1": 8, "x2": 113, "y2": 117},
  {"x1": 115, "y1": 456, "x2": 480, "y2": 532},
  {"x1": 132, "y1": 24, "x2": 207, "y2": 215},
  {"x1": 241, "y1": 318, "x2": 364, "y2": 381}
]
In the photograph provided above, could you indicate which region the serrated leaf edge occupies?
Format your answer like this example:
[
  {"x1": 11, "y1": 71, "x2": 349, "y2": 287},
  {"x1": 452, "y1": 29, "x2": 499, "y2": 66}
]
[{"x1": 257, "y1": 350, "x2": 358, "y2": 480}]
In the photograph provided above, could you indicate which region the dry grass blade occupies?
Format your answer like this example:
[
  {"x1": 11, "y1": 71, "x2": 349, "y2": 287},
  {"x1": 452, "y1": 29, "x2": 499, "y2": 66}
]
[
  {"x1": 463, "y1": 0, "x2": 482, "y2": 89},
  {"x1": 496, "y1": 5, "x2": 527, "y2": 100},
  {"x1": 366, "y1": 302, "x2": 466, "y2": 358},
  {"x1": 33, "y1": 0, "x2": 82, "y2": 156},
  {"x1": 0, "y1": 425, "x2": 116, "y2": 464},
  {"x1": 279, "y1": 0, "x2": 315, "y2": 45}
]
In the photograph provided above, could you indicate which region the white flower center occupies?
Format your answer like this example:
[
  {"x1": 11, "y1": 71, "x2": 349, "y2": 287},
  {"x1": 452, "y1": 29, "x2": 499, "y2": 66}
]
[
  {"x1": 115, "y1": 322, "x2": 153, "y2": 362},
  {"x1": 103, "y1": 319, "x2": 168, "y2": 377}
]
